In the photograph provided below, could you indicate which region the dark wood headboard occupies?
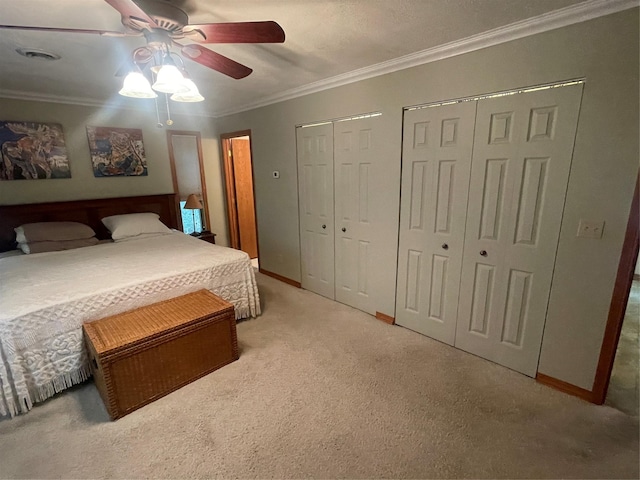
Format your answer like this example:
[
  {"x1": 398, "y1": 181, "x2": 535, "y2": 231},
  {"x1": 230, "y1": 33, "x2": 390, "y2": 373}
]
[{"x1": 0, "y1": 194, "x2": 179, "y2": 252}]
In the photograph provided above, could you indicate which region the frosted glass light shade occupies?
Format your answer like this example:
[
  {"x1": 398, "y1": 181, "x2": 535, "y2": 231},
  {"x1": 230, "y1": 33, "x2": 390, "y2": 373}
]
[
  {"x1": 119, "y1": 72, "x2": 157, "y2": 98},
  {"x1": 152, "y1": 64, "x2": 188, "y2": 94},
  {"x1": 171, "y1": 78, "x2": 205, "y2": 102}
]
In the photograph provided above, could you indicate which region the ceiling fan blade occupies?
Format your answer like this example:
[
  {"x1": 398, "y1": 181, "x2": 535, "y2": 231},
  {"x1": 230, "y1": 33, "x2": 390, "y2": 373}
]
[
  {"x1": 104, "y1": 0, "x2": 157, "y2": 29},
  {"x1": 183, "y1": 21, "x2": 285, "y2": 44},
  {"x1": 181, "y1": 44, "x2": 252, "y2": 79},
  {"x1": 0, "y1": 24, "x2": 131, "y2": 37}
]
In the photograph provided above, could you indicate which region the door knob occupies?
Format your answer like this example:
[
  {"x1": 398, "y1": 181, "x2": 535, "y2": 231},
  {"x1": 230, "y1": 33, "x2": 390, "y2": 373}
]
[
  {"x1": 442, "y1": 243, "x2": 448, "y2": 250},
  {"x1": 480, "y1": 250, "x2": 487, "y2": 257},
  {"x1": 322, "y1": 224, "x2": 326, "y2": 229},
  {"x1": 342, "y1": 227, "x2": 346, "y2": 232}
]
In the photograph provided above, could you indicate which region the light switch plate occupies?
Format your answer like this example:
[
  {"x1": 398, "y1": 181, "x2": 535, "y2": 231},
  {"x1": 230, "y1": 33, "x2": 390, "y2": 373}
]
[
  {"x1": 272, "y1": 170, "x2": 280, "y2": 179},
  {"x1": 577, "y1": 220, "x2": 605, "y2": 239}
]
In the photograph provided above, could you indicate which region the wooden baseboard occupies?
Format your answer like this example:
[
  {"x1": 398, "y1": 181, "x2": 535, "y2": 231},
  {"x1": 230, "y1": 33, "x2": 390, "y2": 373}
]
[
  {"x1": 258, "y1": 268, "x2": 301, "y2": 288},
  {"x1": 375, "y1": 312, "x2": 395, "y2": 325},
  {"x1": 536, "y1": 372, "x2": 595, "y2": 403}
]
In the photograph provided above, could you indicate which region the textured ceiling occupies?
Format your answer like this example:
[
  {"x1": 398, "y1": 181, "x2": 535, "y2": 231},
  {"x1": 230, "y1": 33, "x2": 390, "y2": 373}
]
[{"x1": 0, "y1": 0, "x2": 598, "y2": 116}]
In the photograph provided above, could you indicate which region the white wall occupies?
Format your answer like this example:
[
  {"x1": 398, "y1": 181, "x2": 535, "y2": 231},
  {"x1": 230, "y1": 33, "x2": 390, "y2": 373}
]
[
  {"x1": 212, "y1": 9, "x2": 639, "y2": 390},
  {"x1": 0, "y1": 100, "x2": 231, "y2": 245}
]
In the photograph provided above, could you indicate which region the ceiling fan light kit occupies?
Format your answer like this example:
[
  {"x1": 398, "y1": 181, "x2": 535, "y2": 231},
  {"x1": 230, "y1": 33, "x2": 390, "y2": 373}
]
[
  {"x1": 122, "y1": 46, "x2": 201, "y2": 102},
  {"x1": 4, "y1": 0, "x2": 285, "y2": 116}
]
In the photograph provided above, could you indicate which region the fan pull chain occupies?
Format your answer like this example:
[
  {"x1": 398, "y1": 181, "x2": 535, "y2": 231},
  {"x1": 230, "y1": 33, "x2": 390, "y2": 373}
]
[
  {"x1": 165, "y1": 93, "x2": 174, "y2": 126},
  {"x1": 154, "y1": 96, "x2": 163, "y2": 128}
]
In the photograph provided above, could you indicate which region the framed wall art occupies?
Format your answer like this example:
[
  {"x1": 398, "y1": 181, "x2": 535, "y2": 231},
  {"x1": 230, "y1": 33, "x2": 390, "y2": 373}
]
[
  {"x1": 86, "y1": 126, "x2": 148, "y2": 177},
  {"x1": 0, "y1": 121, "x2": 70, "y2": 180}
]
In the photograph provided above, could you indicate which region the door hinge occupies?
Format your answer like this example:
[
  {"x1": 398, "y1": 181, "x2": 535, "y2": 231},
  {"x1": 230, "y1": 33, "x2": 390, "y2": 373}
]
[{"x1": 228, "y1": 149, "x2": 232, "y2": 158}]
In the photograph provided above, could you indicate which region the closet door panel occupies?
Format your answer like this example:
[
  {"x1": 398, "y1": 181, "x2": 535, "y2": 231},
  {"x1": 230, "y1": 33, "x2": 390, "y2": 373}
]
[
  {"x1": 334, "y1": 117, "x2": 379, "y2": 314},
  {"x1": 455, "y1": 84, "x2": 583, "y2": 376},
  {"x1": 395, "y1": 102, "x2": 477, "y2": 344},
  {"x1": 297, "y1": 124, "x2": 335, "y2": 299}
]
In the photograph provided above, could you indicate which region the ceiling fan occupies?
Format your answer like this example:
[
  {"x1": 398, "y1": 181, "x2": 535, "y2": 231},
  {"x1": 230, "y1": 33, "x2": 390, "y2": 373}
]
[{"x1": 0, "y1": 0, "x2": 286, "y2": 80}]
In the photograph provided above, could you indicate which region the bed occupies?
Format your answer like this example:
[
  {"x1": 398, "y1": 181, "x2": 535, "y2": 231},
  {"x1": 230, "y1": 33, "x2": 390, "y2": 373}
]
[{"x1": 0, "y1": 194, "x2": 260, "y2": 417}]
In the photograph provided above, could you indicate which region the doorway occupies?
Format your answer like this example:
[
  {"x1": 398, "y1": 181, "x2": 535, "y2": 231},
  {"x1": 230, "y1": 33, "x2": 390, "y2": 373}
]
[
  {"x1": 220, "y1": 130, "x2": 259, "y2": 267},
  {"x1": 606, "y1": 266, "x2": 639, "y2": 416},
  {"x1": 594, "y1": 175, "x2": 639, "y2": 414}
]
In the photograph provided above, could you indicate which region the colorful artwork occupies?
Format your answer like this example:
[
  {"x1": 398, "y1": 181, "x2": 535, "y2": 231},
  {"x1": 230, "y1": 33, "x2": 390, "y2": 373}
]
[
  {"x1": 86, "y1": 126, "x2": 147, "y2": 177},
  {"x1": 0, "y1": 121, "x2": 70, "y2": 180}
]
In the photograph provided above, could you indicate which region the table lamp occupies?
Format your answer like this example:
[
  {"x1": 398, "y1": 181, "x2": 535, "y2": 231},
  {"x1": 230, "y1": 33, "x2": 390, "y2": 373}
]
[{"x1": 184, "y1": 193, "x2": 203, "y2": 235}]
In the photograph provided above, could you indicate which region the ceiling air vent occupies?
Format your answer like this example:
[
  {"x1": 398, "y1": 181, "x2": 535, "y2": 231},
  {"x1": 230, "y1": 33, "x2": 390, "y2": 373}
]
[{"x1": 16, "y1": 48, "x2": 61, "y2": 61}]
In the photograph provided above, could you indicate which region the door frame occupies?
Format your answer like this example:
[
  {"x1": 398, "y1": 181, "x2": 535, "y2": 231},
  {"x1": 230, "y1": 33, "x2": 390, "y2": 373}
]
[
  {"x1": 219, "y1": 129, "x2": 259, "y2": 257},
  {"x1": 166, "y1": 130, "x2": 209, "y2": 232},
  {"x1": 592, "y1": 173, "x2": 639, "y2": 404}
]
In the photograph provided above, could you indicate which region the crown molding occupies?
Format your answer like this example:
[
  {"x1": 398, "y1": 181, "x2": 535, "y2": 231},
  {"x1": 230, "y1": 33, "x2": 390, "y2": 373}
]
[
  {"x1": 0, "y1": 89, "x2": 115, "y2": 109},
  {"x1": 212, "y1": 0, "x2": 638, "y2": 117},
  {"x1": 0, "y1": 0, "x2": 636, "y2": 118},
  {"x1": 0, "y1": 88, "x2": 218, "y2": 119}
]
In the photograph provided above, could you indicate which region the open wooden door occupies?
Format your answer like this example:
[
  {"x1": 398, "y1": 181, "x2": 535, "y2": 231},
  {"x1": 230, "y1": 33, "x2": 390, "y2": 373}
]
[{"x1": 221, "y1": 130, "x2": 259, "y2": 259}]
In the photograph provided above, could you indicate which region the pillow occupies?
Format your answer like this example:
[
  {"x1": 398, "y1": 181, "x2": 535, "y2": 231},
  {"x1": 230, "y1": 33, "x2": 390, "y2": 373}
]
[
  {"x1": 112, "y1": 232, "x2": 170, "y2": 243},
  {"x1": 19, "y1": 237, "x2": 99, "y2": 254},
  {"x1": 101, "y1": 212, "x2": 171, "y2": 241},
  {"x1": 15, "y1": 222, "x2": 95, "y2": 243}
]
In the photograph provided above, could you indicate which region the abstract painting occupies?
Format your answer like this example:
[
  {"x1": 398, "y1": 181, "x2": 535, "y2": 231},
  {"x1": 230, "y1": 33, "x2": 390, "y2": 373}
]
[
  {"x1": 0, "y1": 121, "x2": 70, "y2": 180},
  {"x1": 86, "y1": 126, "x2": 148, "y2": 177}
]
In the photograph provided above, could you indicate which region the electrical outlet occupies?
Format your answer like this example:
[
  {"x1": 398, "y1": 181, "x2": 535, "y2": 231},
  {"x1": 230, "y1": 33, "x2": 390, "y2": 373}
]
[
  {"x1": 577, "y1": 220, "x2": 605, "y2": 239},
  {"x1": 272, "y1": 170, "x2": 280, "y2": 179}
]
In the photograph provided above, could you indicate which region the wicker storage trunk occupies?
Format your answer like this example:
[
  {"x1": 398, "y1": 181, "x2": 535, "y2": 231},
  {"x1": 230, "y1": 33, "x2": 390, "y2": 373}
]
[{"x1": 83, "y1": 289, "x2": 238, "y2": 420}]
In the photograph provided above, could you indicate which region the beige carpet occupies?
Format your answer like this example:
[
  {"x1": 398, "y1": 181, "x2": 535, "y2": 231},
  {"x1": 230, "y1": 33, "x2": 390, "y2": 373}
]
[{"x1": 0, "y1": 272, "x2": 638, "y2": 479}]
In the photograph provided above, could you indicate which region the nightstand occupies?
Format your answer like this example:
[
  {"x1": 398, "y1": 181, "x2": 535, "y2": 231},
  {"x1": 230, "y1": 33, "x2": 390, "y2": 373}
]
[{"x1": 193, "y1": 232, "x2": 216, "y2": 244}]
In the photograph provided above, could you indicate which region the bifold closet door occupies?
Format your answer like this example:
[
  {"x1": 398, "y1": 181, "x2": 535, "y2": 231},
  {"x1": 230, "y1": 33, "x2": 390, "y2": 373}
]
[
  {"x1": 395, "y1": 102, "x2": 477, "y2": 344},
  {"x1": 297, "y1": 123, "x2": 335, "y2": 299},
  {"x1": 455, "y1": 84, "x2": 583, "y2": 376},
  {"x1": 333, "y1": 116, "x2": 381, "y2": 315}
]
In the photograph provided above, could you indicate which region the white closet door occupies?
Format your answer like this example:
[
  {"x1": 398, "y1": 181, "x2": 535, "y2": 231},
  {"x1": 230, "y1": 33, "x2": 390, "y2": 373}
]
[
  {"x1": 395, "y1": 102, "x2": 477, "y2": 344},
  {"x1": 455, "y1": 84, "x2": 583, "y2": 376},
  {"x1": 297, "y1": 123, "x2": 335, "y2": 299},
  {"x1": 334, "y1": 117, "x2": 381, "y2": 314}
]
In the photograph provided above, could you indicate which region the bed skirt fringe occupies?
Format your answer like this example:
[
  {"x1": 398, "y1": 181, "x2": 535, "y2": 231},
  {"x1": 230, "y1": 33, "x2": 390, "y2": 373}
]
[
  {"x1": 33, "y1": 365, "x2": 93, "y2": 403},
  {"x1": 236, "y1": 304, "x2": 260, "y2": 320},
  {"x1": 1, "y1": 365, "x2": 92, "y2": 418}
]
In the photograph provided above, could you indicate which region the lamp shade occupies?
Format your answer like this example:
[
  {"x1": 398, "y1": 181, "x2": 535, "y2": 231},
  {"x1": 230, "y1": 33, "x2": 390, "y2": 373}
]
[
  {"x1": 152, "y1": 64, "x2": 189, "y2": 94},
  {"x1": 119, "y1": 72, "x2": 157, "y2": 98},
  {"x1": 171, "y1": 78, "x2": 205, "y2": 103},
  {"x1": 184, "y1": 193, "x2": 203, "y2": 209}
]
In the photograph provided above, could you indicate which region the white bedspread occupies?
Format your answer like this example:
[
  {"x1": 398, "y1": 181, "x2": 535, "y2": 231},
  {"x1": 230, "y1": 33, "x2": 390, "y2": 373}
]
[{"x1": 0, "y1": 232, "x2": 260, "y2": 417}]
